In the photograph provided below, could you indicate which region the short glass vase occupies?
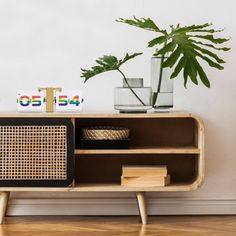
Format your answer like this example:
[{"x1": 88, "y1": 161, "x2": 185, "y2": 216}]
[{"x1": 114, "y1": 78, "x2": 152, "y2": 113}]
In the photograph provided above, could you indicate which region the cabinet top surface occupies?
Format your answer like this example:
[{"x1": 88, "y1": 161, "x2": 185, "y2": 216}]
[{"x1": 0, "y1": 111, "x2": 199, "y2": 119}]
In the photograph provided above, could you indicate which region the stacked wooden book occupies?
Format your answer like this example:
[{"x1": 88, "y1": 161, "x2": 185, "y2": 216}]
[{"x1": 121, "y1": 165, "x2": 170, "y2": 187}]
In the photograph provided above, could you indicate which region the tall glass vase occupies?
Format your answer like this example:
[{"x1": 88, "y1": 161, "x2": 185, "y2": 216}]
[{"x1": 151, "y1": 57, "x2": 173, "y2": 111}]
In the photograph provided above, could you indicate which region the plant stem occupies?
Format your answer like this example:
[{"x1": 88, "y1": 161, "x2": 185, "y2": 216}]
[
  {"x1": 117, "y1": 69, "x2": 146, "y2": 106},
  {"x1": 152, "y1": 55, "x2": 165, "y2": 107}
]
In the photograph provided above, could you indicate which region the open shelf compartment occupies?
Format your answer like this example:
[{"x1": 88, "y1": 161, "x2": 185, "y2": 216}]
[
  {"x1": 75, "y1": 117, "x2": 198, "y2": 148},
  {"x1": 73, "y1": 115, "x2": 203, "y2": 191},
  {"x1": 75, "y1": 154, "x2": 198, "y2": 185}
]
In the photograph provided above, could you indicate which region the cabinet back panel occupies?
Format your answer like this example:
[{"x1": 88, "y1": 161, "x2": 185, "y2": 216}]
[
  {"x1": 75, "y1": 118, "x2": 196, "y2": 147},
  {"x1": 75, "y1": 154, "x2": 197, "y2": 184}
]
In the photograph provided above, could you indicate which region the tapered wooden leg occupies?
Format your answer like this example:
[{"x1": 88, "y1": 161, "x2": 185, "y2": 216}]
[
  {"x1": 0, "y1": 192, "x2": 9, "y2": 224},
  {"x1": 136, "y1": 192, "x2": 147, "y2": 225}
]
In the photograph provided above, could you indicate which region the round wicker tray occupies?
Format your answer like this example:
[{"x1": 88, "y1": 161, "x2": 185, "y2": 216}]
[{"x1": 82, "y1": 126, "x2": 130, "y2": 140}]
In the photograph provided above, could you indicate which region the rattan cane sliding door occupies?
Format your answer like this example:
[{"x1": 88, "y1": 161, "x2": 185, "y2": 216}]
[{"x1": 0, "y1": 118, "x2": 74, "y2": 187}]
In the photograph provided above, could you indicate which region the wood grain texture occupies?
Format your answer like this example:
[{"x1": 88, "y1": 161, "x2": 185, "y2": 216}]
[
  {"x1": 0, "y1": 216, "x2": 236, "y2": 236},
  {"x1": 75, "y1": 147, "x2": 200, "y2": 154},
  {"x1": 0, "y1": 112, "x2": 199, "y2": 118},
  {"x1": 0, "y1": 183, "x2": 197, "y2": 192}
]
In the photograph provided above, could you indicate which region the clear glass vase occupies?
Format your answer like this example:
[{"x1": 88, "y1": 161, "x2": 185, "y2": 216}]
[
  {"x1": 114, "y1": 78, "x2": 152, "y2": 113},
  {"x1": 151, "y1": 57, "x2": 173, "y2": 111}
]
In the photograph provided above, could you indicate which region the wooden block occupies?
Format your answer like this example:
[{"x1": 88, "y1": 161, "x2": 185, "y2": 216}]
[
  {"x1": 122, "y1": 165, "x2": 167, "y2": 177},
  {"x1": 121, "y1": 175, "x2": 170, "y2": 187}
]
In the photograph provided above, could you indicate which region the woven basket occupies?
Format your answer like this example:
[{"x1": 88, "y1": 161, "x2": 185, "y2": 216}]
[{"x1": 82, "y1": 126, "x2": 130, "y2": 140}]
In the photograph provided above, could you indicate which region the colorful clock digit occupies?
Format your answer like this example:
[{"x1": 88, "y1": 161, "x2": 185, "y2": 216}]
[
  {"x1": 69, "y1": 96, "x2": 80, "y2": 106},
  {"x1": 17, "y1": 91, "x2": 45, "y2": 112},
  {"x1": 32, "y1": 95, "x2": 42, "y2": 106},
  {"x1": 19, "y1": 95, "x2": 31, "y2": 107},
  {"x1": 58, "y1": 95, "x2": 68, "y2": 106},
  {"x1": 55, "y1": 90, "x2": 83, "y2": 112}
]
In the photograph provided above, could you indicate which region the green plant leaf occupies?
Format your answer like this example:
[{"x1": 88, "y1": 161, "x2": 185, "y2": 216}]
[
  {"x1": 118, "y1": 52, "x2": 143, "y2": 67},
  {"x1": 148, "y1": 36, "x2": 167, "y2": 47},
  {"x1": 154, "y1": 42, "x2": 176, "y2": 56},
  {"x1": 192, "y1": 28, "x2": 224, "y2": 33},
  {"x1": 81, "y1": 53, "x2": 142, "y2": 82},
  {"x1": 117, "y1": 17, "x2": 230, "y2": 88},
  {"x1": 162, "y1": 46, "x2": 182, "y2": 68},
  {"x1": 192, "y1": 59, "x2": 211, "y2": 87},
  {"x1": 117, "y1": 17, "x2": 166, "y2": 34},
  {"x1": 190, "y1": 34, "x2": 230, "y2": 44},
  {"x1": 191, "y1": 43, "x2": 225, "y2": 63},
  {"x1": 188, "y1": 60, "x2": 198, "y2": 85},
  {"x1": 196, "y1": 52, "x2": 224, "y2": 70},
  {"x1": 190, "y1": 39, "x2": 230, "y2": 51},
  {"x1": 183, "y1": 65, "x2": 189, "y2": 87},
  {"x1": 174, "y1": 23, "x2": 212, "y2": 33},
  {"x1": 183, "y1": 58, "x2": 198, "y2": 87},
  {"x1": 170, "y1": 56, "x2": 186, "y2": 79},
  {"x1": 96, "y1": 55, "x2": 118, "y2": 69}
]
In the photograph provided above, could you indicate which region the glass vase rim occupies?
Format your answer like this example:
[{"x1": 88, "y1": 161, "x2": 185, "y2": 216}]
[
  {"x1": 114, "y1": 86, "x2": 152, "y2": 89},
  {"x1": 123, "y1": 78, "x2": 144, "y2": 80},
  {"x1": 151, "y1": 56, "x2": 168, "y2": 59}
]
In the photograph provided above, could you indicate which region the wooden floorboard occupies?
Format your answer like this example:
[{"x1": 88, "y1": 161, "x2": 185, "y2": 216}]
[{"x1": 0, "y1": 216, "x2": 236, "y2": 236}]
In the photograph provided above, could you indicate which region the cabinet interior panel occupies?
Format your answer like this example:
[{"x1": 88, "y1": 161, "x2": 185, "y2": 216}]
[
  {"x1": 75, "y1": 154, "x2": 197, "y2": 184},
  {"x1": 75, "y1": 117, "x2": 196, "y2": 148}
]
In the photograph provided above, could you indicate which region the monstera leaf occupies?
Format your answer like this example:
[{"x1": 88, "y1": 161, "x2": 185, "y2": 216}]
[
  {"x1": 81, "y1": 53, "x2": 142, "y2": 82},
  {"x1": 117, "y1": 17, "x2": 230, "y2": 88}
]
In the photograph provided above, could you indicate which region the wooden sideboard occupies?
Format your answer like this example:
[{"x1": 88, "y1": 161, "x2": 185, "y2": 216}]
[{"x1": 0, "y1": 112, "x2": 205, "y2": 224}]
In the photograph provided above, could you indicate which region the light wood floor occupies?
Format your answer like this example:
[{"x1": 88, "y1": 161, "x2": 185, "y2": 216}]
[{"x1": 0, "y1": 216, "x2": 236, "y2": 236}]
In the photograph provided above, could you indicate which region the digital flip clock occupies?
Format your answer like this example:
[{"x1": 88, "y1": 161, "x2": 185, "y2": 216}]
[{"x1": 17, "y1": 88, "x2": 83, "y2": 112}]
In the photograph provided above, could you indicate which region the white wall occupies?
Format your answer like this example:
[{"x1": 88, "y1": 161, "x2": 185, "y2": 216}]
[{"x1": 0, "y1": 0, "x2": 236, "y2": 214}]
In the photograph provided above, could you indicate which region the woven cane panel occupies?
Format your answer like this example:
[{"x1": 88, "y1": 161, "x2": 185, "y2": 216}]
[{"x1": 0, "y1": 125, "x2": 67, "y2": 180}]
